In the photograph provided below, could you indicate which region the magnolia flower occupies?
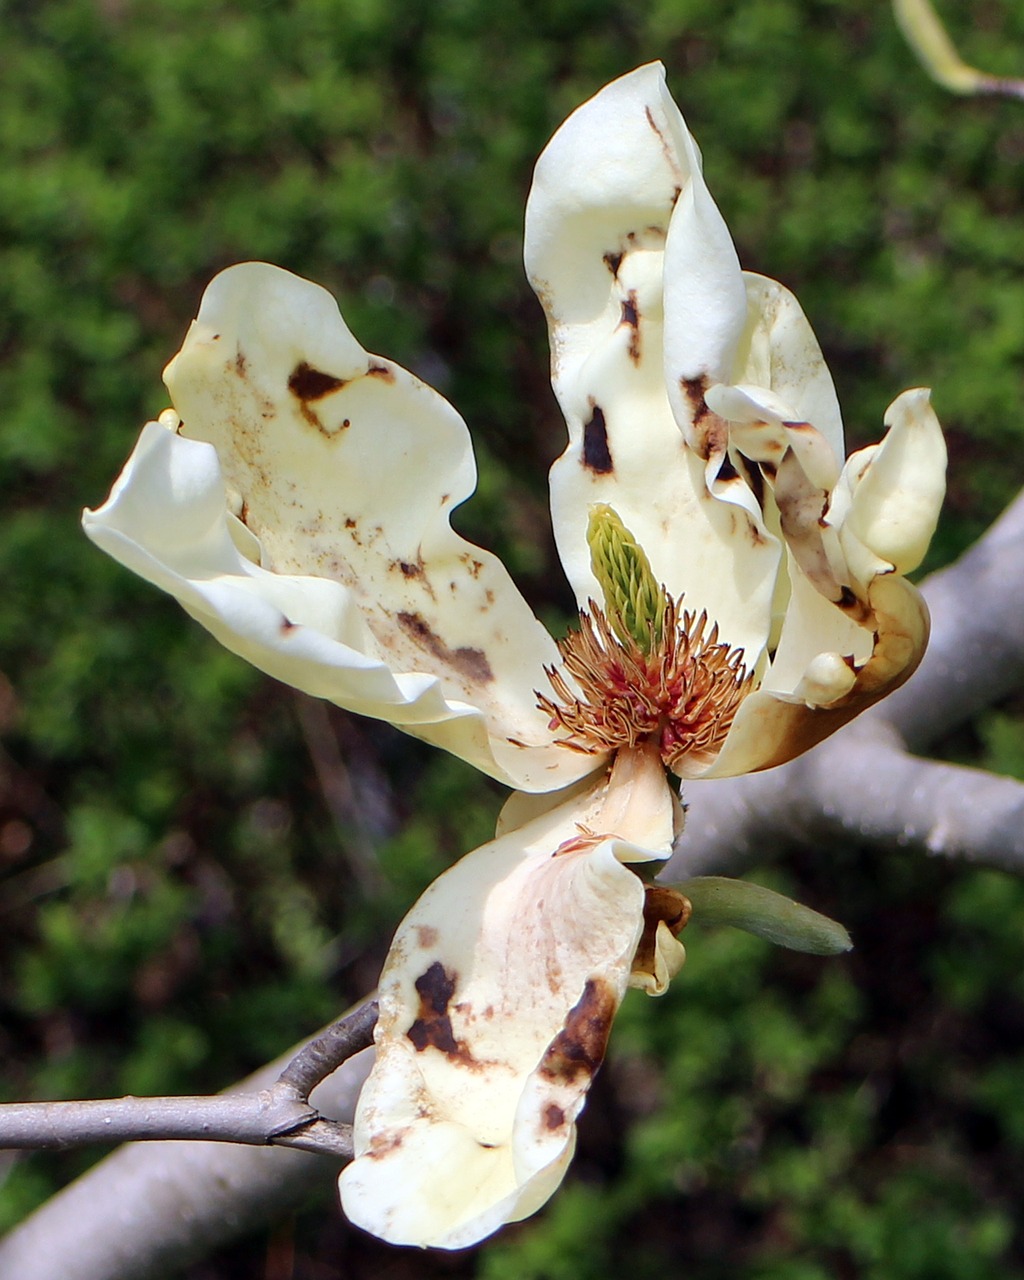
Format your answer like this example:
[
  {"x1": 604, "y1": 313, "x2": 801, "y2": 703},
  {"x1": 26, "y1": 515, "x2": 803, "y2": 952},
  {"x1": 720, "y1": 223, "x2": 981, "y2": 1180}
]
[{"x1": 84, "y1": 64, "x2": 945, "y2": 1250}]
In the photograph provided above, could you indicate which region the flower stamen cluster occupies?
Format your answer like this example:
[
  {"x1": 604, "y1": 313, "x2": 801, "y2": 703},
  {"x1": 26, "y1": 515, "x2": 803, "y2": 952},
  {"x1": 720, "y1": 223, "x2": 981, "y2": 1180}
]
[{"x1": 538, "y1": 594, "x2": 753, "y2": 778}]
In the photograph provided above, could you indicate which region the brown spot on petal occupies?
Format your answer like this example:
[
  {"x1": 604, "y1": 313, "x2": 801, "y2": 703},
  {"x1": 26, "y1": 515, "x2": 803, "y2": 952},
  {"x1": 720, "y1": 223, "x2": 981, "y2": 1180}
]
[
  {"x1": 582, "y1": 403, "x2": 613, "y2": 474},
  {"x1": 288, "y1": 362, "x2": 351, "y2": 435},
  {"x1": 544, "y1": 1103, "x2": 566, "y2": 1131},
  {"x1": 234, "y1": 350, "x2": 248, "y2": 377},
  {"x1": 680, "y1": 374, "x2": 728, "y2": 460},
  {"x1": 280, "y1": 616, "x2": 297, "y2": 633},
  {"x1": 603, "y1": 251, "x2": 623, "y2": 278},
  {"x1": 416, "y1": 925, "x2": 439, "y2": 949},
  {"x1": 397, "y1": 612, "x2": 494, "y2": 684},
  {"x1": 644, "y1": 105, "x2": 673, "y2": 170},
  {"x1": 288, "y1": 362, "x2": 347, "y2": 401},
  {"x1": 407, "y1": 962, "x2": 460, "y2": 1055},
  {"x1": 367, "y1": 361, "x2": 396, "y2": 383},
  {"x1": 620, "y1": 291, "x2": 641, "y2": 364},
  {"x1": 538, "y1": 977, "x2": 617, "y2": 1085},
  {"x1": 407, "y1": 962, "x2": 482, "y2": 1067},
  {"x1": 366, "y1": 1131, "x2": 404, "y2": 1160}
]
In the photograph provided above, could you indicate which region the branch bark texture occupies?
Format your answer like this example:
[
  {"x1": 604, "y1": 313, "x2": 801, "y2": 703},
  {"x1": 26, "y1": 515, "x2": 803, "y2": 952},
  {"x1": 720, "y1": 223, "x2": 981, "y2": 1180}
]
[{"x1": 0, "y1": 1028, "x2": 374, "y2": 1280}]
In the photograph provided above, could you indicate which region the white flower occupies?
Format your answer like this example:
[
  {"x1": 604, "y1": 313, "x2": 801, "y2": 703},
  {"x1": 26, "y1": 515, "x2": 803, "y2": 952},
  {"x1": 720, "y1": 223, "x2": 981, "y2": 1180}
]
[{"x1": 83, "y1": 63, "x2": 946, "y2": 1249}]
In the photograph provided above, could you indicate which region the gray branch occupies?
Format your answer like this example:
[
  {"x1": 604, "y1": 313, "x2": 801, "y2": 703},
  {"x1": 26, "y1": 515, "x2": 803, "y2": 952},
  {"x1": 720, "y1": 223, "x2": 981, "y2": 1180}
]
[
  {"x1": 0, "y1": 1005, "x2": 378, "y2": 1280},
  {"x1": 0, "y1": 1000, "x2": 377, "y2": 1160},
  {"x1": 0, "y1": 1091, "x2": 346, "y2": 1156}
]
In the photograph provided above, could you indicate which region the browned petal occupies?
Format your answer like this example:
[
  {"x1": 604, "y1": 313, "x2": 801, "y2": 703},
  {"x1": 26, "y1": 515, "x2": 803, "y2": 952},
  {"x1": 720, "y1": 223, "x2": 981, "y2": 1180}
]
[{"x1": 701, "y1": 573, "x2": 929, "y2": 778}]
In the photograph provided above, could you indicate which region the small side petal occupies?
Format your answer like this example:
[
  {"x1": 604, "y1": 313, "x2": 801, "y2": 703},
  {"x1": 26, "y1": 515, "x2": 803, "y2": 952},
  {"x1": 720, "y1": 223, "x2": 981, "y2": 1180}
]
[
  {"x1": 836, "y1": 388, "x2": 946, "y2": 576},
  {"x1": 698, "y1": 573, "x2": 929, "y2": 777},
  {"x1": 340, "y1": 764, "x2": 674, "y2": 1249},
  {"x1": 731, "y1": 273, "x2": 844, "y2": 461}
]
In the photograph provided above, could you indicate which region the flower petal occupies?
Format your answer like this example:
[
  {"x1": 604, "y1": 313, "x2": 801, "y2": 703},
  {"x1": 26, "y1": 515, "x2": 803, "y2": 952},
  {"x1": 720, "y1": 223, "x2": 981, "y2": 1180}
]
[
  {"x1": 731, "y1": 273, "x2": 844, "y2": 461},
  {"x1": 340, "y1": 755, "x2": 675, "y2": 1249},
  {"x1": 526, "y1": 64, "x2": 780, "y2": 665},
  {"x1": 833, "y1": 388, "x2": 947, "y2": 579},
  {"x1": 84, "y1": 264, "x2": 603, "y2": 792},
  {"x1": 698, "y1": 572, "x2": 929, "y2": 777}
]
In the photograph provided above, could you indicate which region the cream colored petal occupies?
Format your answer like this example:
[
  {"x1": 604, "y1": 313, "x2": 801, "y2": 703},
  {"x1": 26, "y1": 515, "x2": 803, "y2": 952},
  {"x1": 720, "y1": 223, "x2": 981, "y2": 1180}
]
[
  {"x1": 835, "y1": 388, "x2": 946, "y2": 576},
  {"x1": 83, "y1": 415, "x2": 595, "y2": 793},
  {"x1": 339, "y1": 761, "x2": 675, "y2": 1249},
  {"x1": 526, "y1": 64, "x2": 780, "y2": 665},
  {"x1": 731, "y1": 273, "x2": 844, "y2": 460},
  {"x1": 661, "y1": 104, "x2": 749, "y2": 419},
  {"x1": 698, "y1": 573, "x2": 929, "y2": 777},
  {"x1": 704, "y1": 383, "x2": 841, "y2": 493},
  {"x1": 764, "y1": 553, "x2": 872, "y2": 698},
  {"x1": 85, "y1": 263, "x2": 605, "y2": 792}
]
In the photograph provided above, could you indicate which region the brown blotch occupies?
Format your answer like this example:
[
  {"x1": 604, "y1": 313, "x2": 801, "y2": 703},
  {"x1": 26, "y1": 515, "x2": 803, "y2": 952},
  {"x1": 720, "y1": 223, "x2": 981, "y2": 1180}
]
[
  {"x1": 603, "y1": 251, "x2": 623, "y2": 278},
  {"x1": 544, "y1": 1103, "x2": 566, "y2": 1131},
  {"x1": 344, "y1": 517, "x2": 357, "y2": 529},
  {"x1": 407, "y1": 961, "x2": 460, "y2": 1055},
  {"x1": 234, "y1": 350, "x2": 248, "y2": 377},
  {"x1": 632, "y1": 885, "x2": 692, "y2": 983},
  {"x1": 620, "y1": 291, "x2": 641, "y2": 364},
  {"x1": 537, "y1": 978, "x2": 617, "y2": 1085},
  {"x1": 367, "y1": 1131, "x2": 404, "y2": 1160},
  {"x1": 397, "y1": 611, "x2": 494, "y2": 684},
  {"x1": 644, "y1": 105, "x2": 670, "y2": 160},
  {"x1": 367, "y1": 361, "x2": 396, "y2": 382},
  {"x1": 680, "y1": 374, "x2": 710, "y2": 427},
  {"x1": 406, "y1": 962, "x2": 481, "y2": 1066},
  {"x1": 582, "y1": 403, "x2": 613, "y2": 474},
  {"x1": 288, "y1": 361, "x2": 347, "y2": 401},
  {"x1": 398, "y1": 560, "x2": 423, "y2": 579}
]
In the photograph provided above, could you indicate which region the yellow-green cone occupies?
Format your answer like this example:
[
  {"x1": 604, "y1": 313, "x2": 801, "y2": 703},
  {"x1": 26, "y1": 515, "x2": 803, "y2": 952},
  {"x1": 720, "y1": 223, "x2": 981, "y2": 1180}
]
[{"x1": 586, "y1": 504, "x2": 667, "y2": 654}]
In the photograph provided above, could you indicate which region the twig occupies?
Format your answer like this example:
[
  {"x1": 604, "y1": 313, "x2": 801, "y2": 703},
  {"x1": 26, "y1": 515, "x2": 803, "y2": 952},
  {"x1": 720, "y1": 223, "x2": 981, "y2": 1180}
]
[
  {"x1": 276, "y1": 997, "x2": 379, "y2": 1101},
  {"x1": 0, "y1": 999, "x2": 378, "y2": 1160}
]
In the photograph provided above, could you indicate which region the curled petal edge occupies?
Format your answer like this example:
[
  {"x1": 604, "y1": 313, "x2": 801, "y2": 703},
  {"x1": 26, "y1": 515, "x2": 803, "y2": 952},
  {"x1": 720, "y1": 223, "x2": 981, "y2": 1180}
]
[{"x1": 696, "y1": 572, "x2": 930, "y2": 778}]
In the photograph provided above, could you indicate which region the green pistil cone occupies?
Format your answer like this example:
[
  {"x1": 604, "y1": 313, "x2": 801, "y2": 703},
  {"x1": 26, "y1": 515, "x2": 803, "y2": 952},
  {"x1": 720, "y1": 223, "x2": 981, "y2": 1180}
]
[{"x1": 586, "y1": 504, "x2": 666, "y2": 654}]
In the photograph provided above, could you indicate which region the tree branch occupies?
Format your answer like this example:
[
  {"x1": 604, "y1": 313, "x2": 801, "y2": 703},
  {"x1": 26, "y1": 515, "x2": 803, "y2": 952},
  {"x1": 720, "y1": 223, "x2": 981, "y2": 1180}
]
[
  {"x1": 0, "y1": 1000, "x2": 378, "y2": 1160},
  {"x1": 0, "y1": 1003, "x2": 378, "y2": 1280}
]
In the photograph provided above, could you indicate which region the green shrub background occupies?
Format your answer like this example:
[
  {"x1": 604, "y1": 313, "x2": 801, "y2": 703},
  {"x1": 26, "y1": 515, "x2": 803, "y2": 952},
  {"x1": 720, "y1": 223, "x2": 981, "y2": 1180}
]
[{"x1": 2, "y1": 0, "x2": 1024, "y2": 1276}]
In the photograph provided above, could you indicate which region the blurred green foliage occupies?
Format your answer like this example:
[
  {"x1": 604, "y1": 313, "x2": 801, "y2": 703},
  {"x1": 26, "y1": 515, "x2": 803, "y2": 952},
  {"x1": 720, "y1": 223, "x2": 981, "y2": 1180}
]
[{"x1": 1, "y1": 0, "x2": 1023, "y2": 1276}]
